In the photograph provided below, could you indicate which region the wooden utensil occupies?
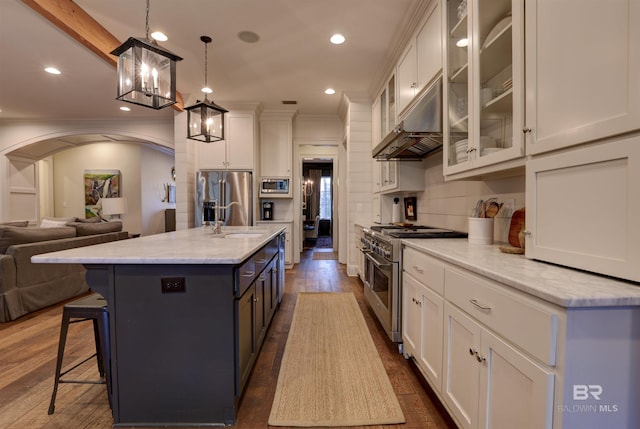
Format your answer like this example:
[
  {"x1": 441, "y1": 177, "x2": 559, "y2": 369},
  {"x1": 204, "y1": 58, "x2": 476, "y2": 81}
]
[
  {"x1": 485, "y1": 201, "x2": 503, "y2": 218},
  {"x1": 508, "y1": 208, "x2": 526, "y2": 247}
]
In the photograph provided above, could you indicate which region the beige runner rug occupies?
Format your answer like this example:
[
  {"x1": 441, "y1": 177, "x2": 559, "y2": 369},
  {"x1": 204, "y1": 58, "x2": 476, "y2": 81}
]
[{"x1": 268, "y1": 292, "x2": 405, "y2": 427}]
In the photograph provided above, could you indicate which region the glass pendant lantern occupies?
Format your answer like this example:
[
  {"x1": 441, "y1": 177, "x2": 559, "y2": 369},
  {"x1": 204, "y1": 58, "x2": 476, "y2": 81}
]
[
  {"x1": 110, "y1": 0, "x2": 182, "y2": 109},
  {"x1": 186, "y1": 36, "x2": 228, "y2": 143}
]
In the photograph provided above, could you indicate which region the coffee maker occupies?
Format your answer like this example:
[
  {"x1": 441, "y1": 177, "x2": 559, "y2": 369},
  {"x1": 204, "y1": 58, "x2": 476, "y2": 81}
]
[{"x1": 261, "y1": 201, "x2": 273, "y2": 220}]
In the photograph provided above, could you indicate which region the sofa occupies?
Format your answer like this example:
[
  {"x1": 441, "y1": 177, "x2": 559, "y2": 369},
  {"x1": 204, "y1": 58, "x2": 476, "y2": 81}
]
[{"x1": 0, "y1": 219, "x2": 128, "y2": 322}]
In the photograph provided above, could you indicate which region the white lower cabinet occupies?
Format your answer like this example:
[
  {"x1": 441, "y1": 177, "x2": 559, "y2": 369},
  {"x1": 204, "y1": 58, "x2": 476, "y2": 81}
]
[
  {"x1": 443, "y1": 303, "x2": 554, "y2": 429},
  {"x1": 403, "y1": 273, "x2": 444, "y2": 391},
  {"x1": 403, "y1": 243, "x2": 640, "y2": 428},
  {"x1": 442, "y1": 303, "x2": 481, "y2": 428},
  {"x1": 403, "y1": 245, "x2": 556, "y2": 429},
  {"x1": 478, "y1": 328, "x2": 554, "y2": 429}
]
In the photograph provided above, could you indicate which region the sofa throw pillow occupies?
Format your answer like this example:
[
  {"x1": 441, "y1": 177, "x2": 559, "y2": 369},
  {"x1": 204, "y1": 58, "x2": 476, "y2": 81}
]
[
  {"x1": 73, "y1": 221, "x2": 123, "y2": 236},
  {"x1": 0, "y1": 226, "x2": 76, "y2": 254},
  {"x1": 39, "y1": 216, "x2": 76, "y2": 228},
  {"x1": 39, "y1": 218, "x2": 70, "y2": 228},
  {"x1": 0, "y1": 220, "x2": 29, "y2": 227}
]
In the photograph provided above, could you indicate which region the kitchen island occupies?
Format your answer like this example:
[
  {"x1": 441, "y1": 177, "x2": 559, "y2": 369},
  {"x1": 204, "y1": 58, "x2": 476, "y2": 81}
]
[{"x1": 33, "y1": 225, "x2": 286, "y2": 427}]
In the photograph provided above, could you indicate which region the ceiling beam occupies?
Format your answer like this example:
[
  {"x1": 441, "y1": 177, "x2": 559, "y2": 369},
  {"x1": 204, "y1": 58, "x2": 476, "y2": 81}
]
[{"x1": 20, "y1": 0, "x2": 184, "y2": 111}]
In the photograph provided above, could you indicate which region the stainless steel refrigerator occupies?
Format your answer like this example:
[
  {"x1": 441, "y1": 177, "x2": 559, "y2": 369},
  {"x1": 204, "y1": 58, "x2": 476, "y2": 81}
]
[{"x1": 195, "y1": 170, "x2": 253, "y2": 227}]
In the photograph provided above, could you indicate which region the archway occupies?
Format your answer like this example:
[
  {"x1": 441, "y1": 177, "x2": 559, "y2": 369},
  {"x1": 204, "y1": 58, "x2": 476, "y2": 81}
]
[{"x1": 2, "y1": 132, "x2": 175, "y2": 236}]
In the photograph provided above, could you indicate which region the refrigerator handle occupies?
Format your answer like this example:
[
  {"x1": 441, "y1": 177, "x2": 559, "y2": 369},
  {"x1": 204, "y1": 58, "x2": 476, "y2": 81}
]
[
  {"x1": 221, "y1": 179, "x2": 227, "y2": 222},
  {"x1": 217, "y1": 179, "x2": 224, "y2": 222}
]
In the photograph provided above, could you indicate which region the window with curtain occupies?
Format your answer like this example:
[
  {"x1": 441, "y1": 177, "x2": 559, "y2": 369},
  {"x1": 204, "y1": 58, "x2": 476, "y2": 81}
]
[{"x1": 319, "y1": 176, "x2": 331, "y2": 219}]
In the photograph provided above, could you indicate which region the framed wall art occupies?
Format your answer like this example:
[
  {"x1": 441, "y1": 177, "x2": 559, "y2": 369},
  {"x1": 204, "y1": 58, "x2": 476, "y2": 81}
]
[{"x1": 84, "y1": 170, "x2": 121, "y2": 218}]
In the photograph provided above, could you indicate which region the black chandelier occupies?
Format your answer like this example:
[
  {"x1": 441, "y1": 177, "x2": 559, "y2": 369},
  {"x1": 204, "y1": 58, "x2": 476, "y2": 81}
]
[
  {"x1": 110, "y1": 0, "x2": 182, "y2": 109},
  {"x1": 185, "y1": 36, "x2": 228, "y2": 143}
]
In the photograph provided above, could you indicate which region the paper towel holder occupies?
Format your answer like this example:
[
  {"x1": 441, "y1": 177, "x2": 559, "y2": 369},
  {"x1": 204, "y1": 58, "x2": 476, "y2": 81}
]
[{"x1": 392, "y1": 198, "x2": 401, "y2": 223}]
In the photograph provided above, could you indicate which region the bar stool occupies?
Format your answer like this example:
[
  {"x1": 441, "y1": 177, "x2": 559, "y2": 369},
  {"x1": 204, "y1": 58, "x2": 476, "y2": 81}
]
[{"x1": 48, "y1": 293, "x2": 111, "y2": 415}]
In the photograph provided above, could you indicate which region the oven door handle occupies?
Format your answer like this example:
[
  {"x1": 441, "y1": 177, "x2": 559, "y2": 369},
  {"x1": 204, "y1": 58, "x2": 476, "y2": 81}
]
[
  {"x1": 366, "y1": 253, "x2": 392, "y2": 269},
  {"x1": 359, "y1": 248, "x2": 371, "y2": 254}
]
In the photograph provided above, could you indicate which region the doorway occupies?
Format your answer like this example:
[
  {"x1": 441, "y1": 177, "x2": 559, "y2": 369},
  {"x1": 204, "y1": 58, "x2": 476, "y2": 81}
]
[{"x1": 302, "y1": 159, "x2": 333, "y2": 250}]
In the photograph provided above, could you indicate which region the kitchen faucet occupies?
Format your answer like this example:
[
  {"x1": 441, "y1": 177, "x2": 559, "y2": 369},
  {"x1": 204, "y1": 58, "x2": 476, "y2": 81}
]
[{"x1": 208, "y1": 200, "x2": 244, "y2": 236}]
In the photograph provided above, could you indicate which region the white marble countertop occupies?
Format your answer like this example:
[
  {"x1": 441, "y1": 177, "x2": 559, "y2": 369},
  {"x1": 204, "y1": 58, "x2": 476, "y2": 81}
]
[
  {"x1": 402, "y1": 238, "x2": 640, "y2": 308},
  {"x1": 32, "y1": 225, "x2": 285, "y2": 265}
]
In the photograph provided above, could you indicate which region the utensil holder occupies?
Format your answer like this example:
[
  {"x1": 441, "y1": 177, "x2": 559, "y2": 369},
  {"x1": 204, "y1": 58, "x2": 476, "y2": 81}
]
[{"x1": 468, "y1": 217, "x2": 494, "y2": 244}]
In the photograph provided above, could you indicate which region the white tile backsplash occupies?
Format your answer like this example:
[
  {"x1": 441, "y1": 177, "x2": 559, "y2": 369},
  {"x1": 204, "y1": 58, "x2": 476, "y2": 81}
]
[{"x1": 412, "y1": 153, "x2": 525, "y2": 243}]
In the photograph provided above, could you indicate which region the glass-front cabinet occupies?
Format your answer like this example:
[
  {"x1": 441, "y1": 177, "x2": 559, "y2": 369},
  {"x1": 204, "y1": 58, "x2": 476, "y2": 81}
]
[{"x1": 443, "y1": 0, "x2": 524, "y2": 179}]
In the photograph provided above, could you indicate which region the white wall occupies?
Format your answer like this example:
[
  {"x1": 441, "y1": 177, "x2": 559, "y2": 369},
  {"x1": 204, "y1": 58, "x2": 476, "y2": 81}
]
[
  {"x1": 343, "y1": 99, "x2": 373, "y2": 271},
  {"x1": 140, "y1": 145, "x2": 177, "y2": 234},
  {"x1": 51, "y1": 142, "x2": 175, "y2": 236}
]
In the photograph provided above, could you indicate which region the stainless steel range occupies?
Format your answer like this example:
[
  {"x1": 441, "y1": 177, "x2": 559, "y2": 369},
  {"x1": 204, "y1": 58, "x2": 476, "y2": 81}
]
[{"x1": 360, "y1": 225, "x2": 466, "y2": 344}]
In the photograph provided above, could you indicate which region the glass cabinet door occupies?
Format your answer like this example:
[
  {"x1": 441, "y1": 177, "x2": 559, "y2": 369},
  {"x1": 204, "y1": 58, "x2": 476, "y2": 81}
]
[
  {"x1": 387, "y1": 75, "x2": 396, "y2": 132},
  {"x1": 443, "y1": 0, "x2": 524, "y2": 177},
  {"x1": 446, "y1": 0, "x2": 470, "y2": 168},
  {"x1": 476, "y1": 0, "x2": 513, "y2": 159}
]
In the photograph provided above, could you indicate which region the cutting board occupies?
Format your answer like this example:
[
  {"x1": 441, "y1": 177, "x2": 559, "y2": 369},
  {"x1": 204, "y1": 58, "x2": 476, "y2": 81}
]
[{"x1": 508, "y1": 208, "x2": 525, "y2": 247}]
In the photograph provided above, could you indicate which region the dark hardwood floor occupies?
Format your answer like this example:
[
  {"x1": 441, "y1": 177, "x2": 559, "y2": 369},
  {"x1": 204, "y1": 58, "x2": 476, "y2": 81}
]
[{"x1": 0, "y1": 250, "x2": 456, "y2": 429}]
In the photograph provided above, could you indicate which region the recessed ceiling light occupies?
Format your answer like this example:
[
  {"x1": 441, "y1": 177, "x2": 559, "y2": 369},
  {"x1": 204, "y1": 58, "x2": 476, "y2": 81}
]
[
  {"x1": 456, "y1": 38, "x2": 469, "y2": 47},
  {"x1": 151, "y1": 31, "x2": 168, "y2": 42},
  {"x1": 330, "y1": 34, "x2": 345, "y2": 45},
  {"x1": 120, "y1": 106, "x2": 131, "y2": 111},
  {"x1": 324, "y1": 88, "x2": 336, "y2": 95},
  {"x1": 238, "y1": 31, "x2": 260, "y2": 43},
  {"x1": 44, "y1": 67, "x2": 61, "y2": 75},
  {"x1": 201, "y1": 87, "x2": 213, "y2": 94}
]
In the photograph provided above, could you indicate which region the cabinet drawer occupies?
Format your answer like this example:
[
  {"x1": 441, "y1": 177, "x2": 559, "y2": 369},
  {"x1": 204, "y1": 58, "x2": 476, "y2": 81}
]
[
  {"x1": 403, "y1": 247, "x2": 444, "y2": 295},
  {"x1": 445, "y1": 267, "x2": 559, "y2": 366},
  {"x1": 236, "y1": 258, "x2": 256, "y2": 297},
  {"x1": 253, "y1": 237, "x2": 278, "y2": 274}
]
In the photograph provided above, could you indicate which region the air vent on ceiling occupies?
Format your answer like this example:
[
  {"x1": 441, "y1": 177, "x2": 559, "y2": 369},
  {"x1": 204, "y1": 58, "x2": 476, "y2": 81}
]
[{"x1": 281, "y1": 100, "x2": 297, "y2": 105}]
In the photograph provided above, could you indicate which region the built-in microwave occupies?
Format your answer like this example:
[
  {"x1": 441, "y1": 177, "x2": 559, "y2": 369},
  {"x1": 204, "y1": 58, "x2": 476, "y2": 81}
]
[{"x1": 259, "y1": 177, "x2": 291, "y2": 198}]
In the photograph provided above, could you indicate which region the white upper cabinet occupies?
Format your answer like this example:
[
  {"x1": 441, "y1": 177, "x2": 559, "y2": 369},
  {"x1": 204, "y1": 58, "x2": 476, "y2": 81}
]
[
  {"x1": 416, "y1": 1, "x2": 443, "y2": 95},
  {"x1": 397, "y1": 43, "x2": 418, "y2": 116},
  {"x1": 525, "y1": 0, "x2": 640, "y2": 155},
  {"x1": 397, "y1": 0, "x2": 443, "y2": 116},
  {"x1": 259, "y1": 111, "x2": 294, "y2": 178},
  {"x1": 526, "y1": 137, "x2": 640, "y2": 283},
  {"x1": 443, "y1": 0, "x2": 525, "y2": 180},
  {"x1": 197, "y1": 111, "x2": 256, "y2": 170}
]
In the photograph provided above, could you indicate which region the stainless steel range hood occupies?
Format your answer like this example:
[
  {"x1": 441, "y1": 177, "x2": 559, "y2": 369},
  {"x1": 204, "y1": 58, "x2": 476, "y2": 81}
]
[{"x1": 373, "y1": 78, "x2": 442, "y2": 160}]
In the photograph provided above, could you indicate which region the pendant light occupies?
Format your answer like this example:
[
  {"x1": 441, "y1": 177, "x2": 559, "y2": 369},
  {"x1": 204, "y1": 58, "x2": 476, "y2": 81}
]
[
  {"x1": 110, "y1": 0, "x2": 182, "y2": 109},
  {"x1": 186, "y1": 36, "x2": 228, "y2": 143}
]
